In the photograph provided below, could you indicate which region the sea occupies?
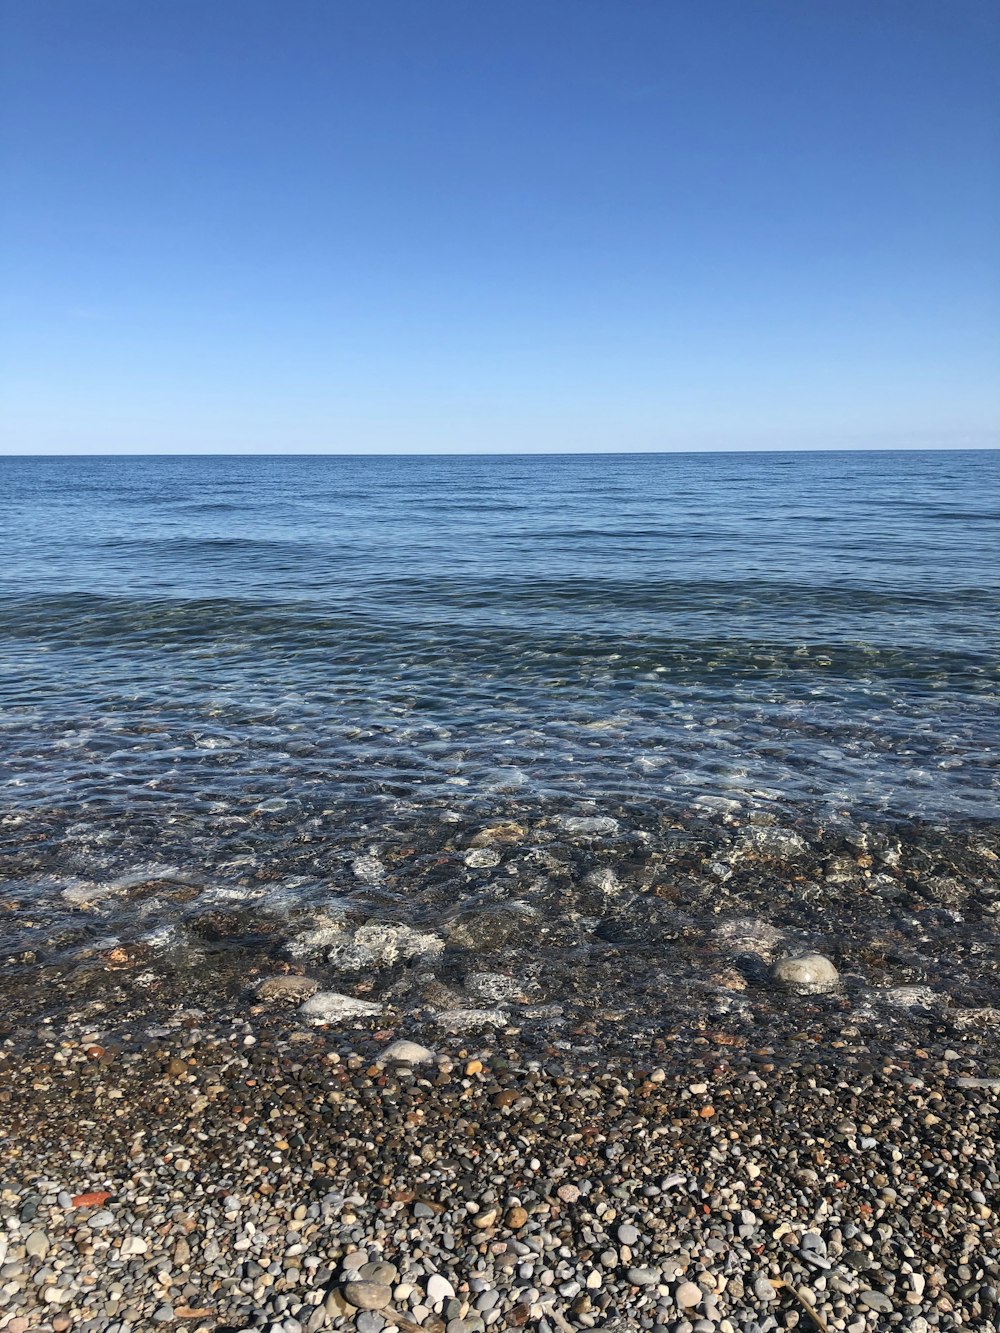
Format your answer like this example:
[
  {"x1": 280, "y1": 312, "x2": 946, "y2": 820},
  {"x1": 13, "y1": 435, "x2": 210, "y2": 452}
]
[{"x1": 1, "y1": 451, "x2": 997, "y2": 1050}]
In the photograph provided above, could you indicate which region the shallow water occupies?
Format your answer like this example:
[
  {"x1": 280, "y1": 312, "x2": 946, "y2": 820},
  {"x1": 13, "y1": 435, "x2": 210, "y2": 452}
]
[{"x1": 0, "y1": 451, "x2": 997, "y2": 1039}]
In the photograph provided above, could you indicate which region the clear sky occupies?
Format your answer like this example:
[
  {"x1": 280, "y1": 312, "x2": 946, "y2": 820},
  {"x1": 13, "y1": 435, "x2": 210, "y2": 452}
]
[{"x1": 1, "y1": 0, "x2": 998, "y2": 454}]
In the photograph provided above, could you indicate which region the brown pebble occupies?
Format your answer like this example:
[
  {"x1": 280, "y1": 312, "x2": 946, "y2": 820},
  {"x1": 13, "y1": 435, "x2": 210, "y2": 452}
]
[{"x1": 505, "y1": 1206, "x2": 529, "y2": 1229}]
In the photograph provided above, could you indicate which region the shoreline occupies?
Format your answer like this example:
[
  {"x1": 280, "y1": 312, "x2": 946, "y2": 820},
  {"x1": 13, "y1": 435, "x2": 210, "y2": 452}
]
[{"x1": 2, "y1": 804, "x2": 998, "y2": 1331}]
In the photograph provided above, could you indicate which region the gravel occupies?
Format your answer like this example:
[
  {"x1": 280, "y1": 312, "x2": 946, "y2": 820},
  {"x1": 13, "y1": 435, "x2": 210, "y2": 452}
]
[{"x1": 0, "y1": 995, "x2": 997, "y2": 1333}]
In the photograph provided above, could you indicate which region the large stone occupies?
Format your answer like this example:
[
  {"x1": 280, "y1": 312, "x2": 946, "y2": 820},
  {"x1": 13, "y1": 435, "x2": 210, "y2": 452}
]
[
  {"x1": 343, "y1": 1281, "x2": 392, "y2": 1311},
  {"x1": 434, "y1": 1007, "x2": 507, "y2": 1030},
  {"x1": 376, "y1": 1039, "x2": 436, "y2": 1065},
  {"x1": 25, "y1": 1230, "x2": 49, "y2": 1259},
  {"x1": 446, "y1": 904, "x2": 534, "y2": 952},
  {"x1": 299, "y1": 992, "x2": 382, "y2": 1023},
  {"x1": 257, "y1": 974, "x2": 319, "y2": 1001},
  {"x1": 772, "y1": 952, "x2": 839, "y2": 991},
  {"x1": 427, "y1": 1274, "x2": 456, "y2": 1304},
  {"x1": 675, "y1": 1281, "x2": 702, "y2": 1308},
  {"x1": 470, "y1": 822, "x2": 525, "y2": 847}
]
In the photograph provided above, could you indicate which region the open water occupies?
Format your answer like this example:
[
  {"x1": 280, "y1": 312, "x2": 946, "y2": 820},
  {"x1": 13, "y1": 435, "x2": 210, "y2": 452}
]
[{"x1": 0, "y1": 451, "x2": 997, "y2": 1043}]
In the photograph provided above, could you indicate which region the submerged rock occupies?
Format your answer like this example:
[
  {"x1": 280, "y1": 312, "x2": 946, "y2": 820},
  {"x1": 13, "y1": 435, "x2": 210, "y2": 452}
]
[
  {"x1": 376, "y1": 1039, "x2": 436, "y2": 1065},
  {"x1": 446, "y1": 904, "x2": 535, "y2": 951},
  {"x1": 470, "y1": 821, "x2": 525, "y2": 847},
  {"x1": 433, "y1": 1006, "x2": 508, "y2": 1030},
  {"x1": 298, "y1": 992, "x2": 382, "y2": 1023},
  {"x1": 257, "y1": 974, "x2": 319, "y2": 1001},
  {"x1": 466, "y1": 970, "x2": 524, "y2": 1001},
  {"x1": 326, "y1": 923, "x2": 443, "y2": 969},
  {"x1": 556, "y1": 815, "x2": 620, "y2": 837},
  {"x1": 738, "y1": 826, "x2": 809, "y2": 860},
  {"x1": 464, "y1": 846, "x2": 501, "y2": 868},
  {"x1": 772, "y1": 952, "x2": 839, "y2": 991}
]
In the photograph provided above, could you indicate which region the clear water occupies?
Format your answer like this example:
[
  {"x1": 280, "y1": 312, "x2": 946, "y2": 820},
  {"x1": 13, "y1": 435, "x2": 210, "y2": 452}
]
[
  {"x1": 2, "y1": 451, "x2": 997, "y2": 820},
  {"x1": 0, "y1": 451, "x2": 997, "y2": 1036}
]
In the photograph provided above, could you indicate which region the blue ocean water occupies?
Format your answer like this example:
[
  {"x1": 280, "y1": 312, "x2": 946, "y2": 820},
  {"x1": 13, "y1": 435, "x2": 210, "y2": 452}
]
[{"x1": 1, "y1": 451, "x2": 998, "y2": 823}]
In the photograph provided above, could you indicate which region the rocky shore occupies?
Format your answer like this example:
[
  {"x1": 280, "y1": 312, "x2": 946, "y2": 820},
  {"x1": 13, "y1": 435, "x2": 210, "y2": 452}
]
[
  {"x1": 1, "y1": 992, "x2": 998, "y2": 1333},
  {"x1": 2, "y1": 805, "x2": 998, "y2": 1332}
]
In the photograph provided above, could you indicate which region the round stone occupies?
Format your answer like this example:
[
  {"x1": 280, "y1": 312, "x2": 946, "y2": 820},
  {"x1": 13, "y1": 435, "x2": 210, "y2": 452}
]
[
  {"x1": 627, "y1": 1267, "x2": 660, "y2": 1287},
  {"x1": 257, "y1": 974, "x2": 319, "y2": 1001},
  {"x1": 676, "y1": 1281, "x2": 703, "y2": 1308},
  {"x1": 343, "y1": 1281, "x2": 392, "y2": 1311},
  {"x1": 376, "y1": 1040, "x2": 435, "y2": 1066},
  {"x1": 25, "y1": 1231, "x2": 49, "y2": 1259},
  {"x1": 772, "y1": 952, "x2": 839, "y2": 990},
  {"x1": 859, "y1": 1290, "x2": 893, "y2": 1312},
  {"x1": 359, "y1": 1262, "x2": 399, "y2": 1286},
  {"x1": 427, "y1": 1274, "x2": 456, "y2": 1304}
]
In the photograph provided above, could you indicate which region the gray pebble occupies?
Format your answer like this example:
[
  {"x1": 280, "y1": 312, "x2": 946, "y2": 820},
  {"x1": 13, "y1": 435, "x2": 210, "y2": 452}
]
[
  {"x1": 627, "y1": 1267, "x2": 660, "y2": 1286},
  {"x1": 753, "y1": 1275, "x2": 777, "y2": 1302},
  {"x1": 343, "y1": 1281, "x2": 392, "y2": 1311},
  {"x1": 25, "y1": 1231, "x2": 48, "y2": 1260}
]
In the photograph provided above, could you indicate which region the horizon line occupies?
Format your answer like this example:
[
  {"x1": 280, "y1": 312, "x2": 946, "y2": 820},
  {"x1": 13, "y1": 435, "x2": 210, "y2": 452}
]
[{"x1": 1, "y1": 444, "x2": 998, "y2": 460}]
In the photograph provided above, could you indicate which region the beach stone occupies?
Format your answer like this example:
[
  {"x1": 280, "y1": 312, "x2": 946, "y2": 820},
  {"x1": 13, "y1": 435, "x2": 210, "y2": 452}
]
[
  {"x1": 376, "y1": 1039, "x2": 436, "y2": 1065},
  {"x1": 753, "y1": 1275, "x2": 778, "y2": 1302},
  {"x1": 618, "y1": 1223, "x2": 640, "y2": 1246},
  {"x1": 447, "y1": 904, "x2": 533, "y2": 951},
  {"x1": 506, "y1": 1207, "x2": 529, "y2": 1229},
  {"x1": 359, "y1": 1262, "x2": 399, "y2": 1286},
  {"x1": 627, "y1": 1268, "x2": 660, "y2": 1286},
  {"x1": 344, "y1": 1281, "x2": 392, "y2": 1311},
  {"x1": 299, "y1": 992, "x2": 382, "y2": 1023},
  {"x1": 325, "y1": 1289, "x2": 358, "y2": 1318},
  {"x1": 557, "y1": 815, "x2": 619, "y2": 836},
  {"x1": 356, "y1": 1315, "x2": 385, "y2": 1333},
  {"x1": 772, "y1": 952, "x2": 839, "y2": 991},
  {"x1": 470, "y1": 822, "x2": 525, "y2": 847},
  {"x1": 741, "y1": 826, "x2": 809, "y2": 859},
  {"x1": 427, "y1": 1274, "x2": 456, "y2": 1304},
  {"x1": 464, "y1": 847, "x2": 501, "y2": 868},
  {"x1": 859, "y1": 1291, "x2": 893, "y2": 1313},
  {"x1": 676, "y1": 1282, "x2": 702, "y2": 1308},
  {"x1": 434, "y1": 1007, "x2": 507, "y2": 1030},
  {"x1": 25, "y1": 1230, "x2": 49, "y2": 1259},
  {"x1": 258, "y1": 974, "x2": 320, "y2": 1001}
]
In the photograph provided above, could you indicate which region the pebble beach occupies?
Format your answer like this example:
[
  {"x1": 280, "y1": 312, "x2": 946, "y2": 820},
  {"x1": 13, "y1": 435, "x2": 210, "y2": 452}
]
[
  {"x1": 1, "y1": 986, "x2": 998, "y2": 1333},
  {"x1": 2, "y1": 455, "x2": 998, "y2": 1332}
]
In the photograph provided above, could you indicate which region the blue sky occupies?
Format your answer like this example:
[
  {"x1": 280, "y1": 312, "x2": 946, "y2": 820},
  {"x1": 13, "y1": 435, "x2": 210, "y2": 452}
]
[{"x1": 1, "y1": 0, "x2": 998, "y2": 453}]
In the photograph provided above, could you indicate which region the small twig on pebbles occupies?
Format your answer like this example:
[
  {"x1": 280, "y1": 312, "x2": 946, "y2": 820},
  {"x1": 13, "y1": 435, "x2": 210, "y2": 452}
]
[
  {"x1": 539, "y1": 1299, "x2": 576, "y2": 1333},
  {"x1": 772, "y1": 1278, "x2": 832, "y2": 1332},
  {"x1": 380, "y1": 1311, "x2": 425, "y2": 1333}
]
